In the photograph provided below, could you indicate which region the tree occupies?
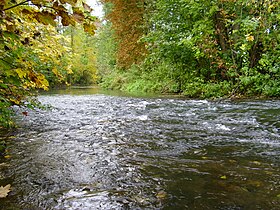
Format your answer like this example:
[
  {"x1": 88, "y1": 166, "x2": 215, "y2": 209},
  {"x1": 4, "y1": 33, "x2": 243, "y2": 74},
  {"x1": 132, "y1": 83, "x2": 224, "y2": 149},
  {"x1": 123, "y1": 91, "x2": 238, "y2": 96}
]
[
  {"x1": 66, "y1": 25, "x2": 99, "y2": 85},
  {"x1": 95, "y1": 21, "x2": 117, "y2": 79},
  {"x1": 123, "y1": 0, "x2": 280, "y2": 97},
  {"x1": 100, "y1": 0, "x2": 146, "y2": 69},
  {"x1": 0, "y1": 0, "x2": 96, "y2": 127}
]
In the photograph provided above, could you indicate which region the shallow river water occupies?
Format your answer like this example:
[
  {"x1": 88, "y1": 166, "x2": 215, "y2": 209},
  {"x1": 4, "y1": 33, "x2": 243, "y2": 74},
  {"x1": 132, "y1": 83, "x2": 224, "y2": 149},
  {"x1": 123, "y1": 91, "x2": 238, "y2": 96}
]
[{"x1": 0, "y1": 87, "x2": 280, "y2": 209}]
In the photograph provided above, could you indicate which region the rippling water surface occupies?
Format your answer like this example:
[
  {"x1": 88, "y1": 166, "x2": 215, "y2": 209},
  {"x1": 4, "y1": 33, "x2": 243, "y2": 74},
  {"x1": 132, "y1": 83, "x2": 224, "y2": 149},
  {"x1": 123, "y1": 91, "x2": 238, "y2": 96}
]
[{"x1": 0, "y1": 87, "x2": 280, "y2": 209}]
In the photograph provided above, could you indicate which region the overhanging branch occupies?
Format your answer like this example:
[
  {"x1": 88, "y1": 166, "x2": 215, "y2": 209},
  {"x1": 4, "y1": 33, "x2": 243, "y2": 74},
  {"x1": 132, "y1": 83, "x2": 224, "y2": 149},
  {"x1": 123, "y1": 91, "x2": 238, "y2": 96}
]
[{"x1": 3, "y1": 0, "x2": 30, "y2": 11}]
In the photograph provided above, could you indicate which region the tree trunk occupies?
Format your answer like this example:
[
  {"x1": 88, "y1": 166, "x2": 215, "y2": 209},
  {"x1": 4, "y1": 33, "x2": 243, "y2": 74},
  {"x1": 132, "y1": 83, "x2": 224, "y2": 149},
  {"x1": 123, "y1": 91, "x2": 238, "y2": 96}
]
[{"x1": 214, "y1": 11, "x2": 229, "y2": 52}]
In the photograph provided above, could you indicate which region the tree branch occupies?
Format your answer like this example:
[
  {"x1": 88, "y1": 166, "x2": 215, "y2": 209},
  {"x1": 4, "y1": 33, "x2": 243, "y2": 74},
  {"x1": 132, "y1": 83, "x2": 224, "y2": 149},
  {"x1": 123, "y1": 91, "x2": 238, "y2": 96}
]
[
  {"x1": 3, "y1": 0, "x2": 30, "y2": 11},
  {"x1": 3, "y1": 1, "x2": 57, "y2": 15}
]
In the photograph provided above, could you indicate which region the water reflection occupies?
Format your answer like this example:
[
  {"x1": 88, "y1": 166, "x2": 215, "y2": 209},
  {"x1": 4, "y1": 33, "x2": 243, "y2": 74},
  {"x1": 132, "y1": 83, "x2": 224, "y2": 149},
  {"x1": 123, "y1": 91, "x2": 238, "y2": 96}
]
[{"x1": 0, "y1": 87, "x2": 279, "y2": 209}]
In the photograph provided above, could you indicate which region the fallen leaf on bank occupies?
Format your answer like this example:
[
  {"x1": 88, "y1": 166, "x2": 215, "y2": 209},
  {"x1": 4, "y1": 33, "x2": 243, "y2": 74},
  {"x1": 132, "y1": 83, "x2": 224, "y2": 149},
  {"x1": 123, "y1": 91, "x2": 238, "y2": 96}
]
[
  {"x1": 252, "y1": 161, "x2": 261, "y2": 166},
  {"x1": 22, "y1": 111, "x2": 28, "y2": 116},
  {"x1": 0, "y1": 163, "x2": 10, "y2": 167},
  {"x1": 0, "y1": 184, "x2": 11, "y2": 198},
  {"x1": 4, "y1": 155, "x2": 11, "y2": 159},
  {"x1": 220, "y1": 175, "x2": 227, "y2": 180},
  {"x1": 156, "y1": 190, "x2": 167, "y2": 199}
]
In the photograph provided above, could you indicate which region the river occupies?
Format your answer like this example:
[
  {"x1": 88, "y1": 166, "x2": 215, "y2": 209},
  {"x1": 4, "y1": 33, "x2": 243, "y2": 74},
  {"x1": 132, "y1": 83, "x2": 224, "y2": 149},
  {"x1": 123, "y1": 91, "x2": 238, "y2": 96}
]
[{"x1": 0, "y1": 87, "x2": 279, "y2": 209}]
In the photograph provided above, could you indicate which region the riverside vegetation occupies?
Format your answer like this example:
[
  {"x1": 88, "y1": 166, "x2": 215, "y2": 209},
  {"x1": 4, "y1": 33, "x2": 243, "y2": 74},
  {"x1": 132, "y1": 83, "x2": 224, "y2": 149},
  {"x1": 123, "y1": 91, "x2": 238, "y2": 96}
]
[
  {"x1": 0, "y1": 0, "x2": 97, "y2": 128},
  {"x1": 1, "y1": 0, "x2": 280, "y2": 128},
  {"x1": 98, "y1": 0, "x2": 279, "y2": 99}
]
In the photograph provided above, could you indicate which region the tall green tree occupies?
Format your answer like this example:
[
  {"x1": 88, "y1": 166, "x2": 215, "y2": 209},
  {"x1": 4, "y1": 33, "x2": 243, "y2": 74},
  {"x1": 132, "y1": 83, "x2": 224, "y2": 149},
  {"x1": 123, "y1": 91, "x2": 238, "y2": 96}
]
[
  {"x1": 99, "y1": 0, "x2": 279, "y2": 98},
  {"x1": 95, "y1": 22, "x2": 117, "y2": 79}
]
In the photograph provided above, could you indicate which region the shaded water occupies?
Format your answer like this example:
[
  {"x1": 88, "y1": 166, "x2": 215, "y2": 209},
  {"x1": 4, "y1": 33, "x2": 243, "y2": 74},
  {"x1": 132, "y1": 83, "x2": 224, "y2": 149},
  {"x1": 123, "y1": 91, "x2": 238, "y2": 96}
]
[{"x1": 0, "y1": 87, "x2": 280, "y2": 209}]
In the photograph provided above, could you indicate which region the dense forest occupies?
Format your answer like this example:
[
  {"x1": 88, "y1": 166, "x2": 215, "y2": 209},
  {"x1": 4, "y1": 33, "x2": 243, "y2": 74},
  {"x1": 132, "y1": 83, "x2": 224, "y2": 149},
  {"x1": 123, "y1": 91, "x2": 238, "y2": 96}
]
[
  {"x1": 98, "y1": 0, "x2": 279, "y2": 99},
  {"x1": 0, "y1": 0, "x2": 280, "y2": 128}
]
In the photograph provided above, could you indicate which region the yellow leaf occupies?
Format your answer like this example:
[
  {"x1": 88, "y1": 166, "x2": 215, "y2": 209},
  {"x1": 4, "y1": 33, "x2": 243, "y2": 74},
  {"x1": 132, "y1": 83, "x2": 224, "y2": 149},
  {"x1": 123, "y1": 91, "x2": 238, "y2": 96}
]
[
  {"x1": 246, "y1": 34, "x2": 254, "y2": 42},
  {"x1": 52, "y1": 67, "x2": 59, "y2": 76},
  {"x1": 156, "y1": 190, "x2": 167, "y2": 199},
  {"x1": 36, "y1": 74, "x2": 49, "y2": 90},
  {"x1": 10, "y1": 98, "x2": 21, "y2": 105},
  {"x1": 15, "y1": 68, "x2": 27, "y2": 79},
  {"x1": 0, "y1": 184, "x2": 11, "y2": 198},
  {"x1": 83, "y1": 22, "x2": 96, "y2": 35},
  {"x1": 4, "y1": 155, "x2": 11, "y2": 159},
  {"x1": 252, "y1": 161, "x2": 261, "y2": 166}
]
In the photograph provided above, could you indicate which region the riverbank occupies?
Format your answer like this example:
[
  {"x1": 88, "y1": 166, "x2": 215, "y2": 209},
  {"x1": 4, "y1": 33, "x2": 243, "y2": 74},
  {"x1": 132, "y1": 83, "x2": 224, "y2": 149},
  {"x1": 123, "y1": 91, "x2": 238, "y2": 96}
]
[
  {"x1": 99, "y1": 79, "x2": 280, "y2": 101},
  {"x1": 99, "y1": 69, "x2": 280, "y2": 100},
  {"x1": 1, "y1": 84, "x2": 279, "y2": 130}
]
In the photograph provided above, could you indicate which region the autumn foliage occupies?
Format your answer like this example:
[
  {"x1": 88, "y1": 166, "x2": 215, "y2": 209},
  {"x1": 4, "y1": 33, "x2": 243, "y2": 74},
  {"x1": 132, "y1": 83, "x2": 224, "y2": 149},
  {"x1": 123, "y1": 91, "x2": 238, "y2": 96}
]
[
  {"x1": 101, "y1": 0, "x2": 146, "y2": 69},
  {"x1": 0, "y1": 0, "x2": 96, "y2": 127}
]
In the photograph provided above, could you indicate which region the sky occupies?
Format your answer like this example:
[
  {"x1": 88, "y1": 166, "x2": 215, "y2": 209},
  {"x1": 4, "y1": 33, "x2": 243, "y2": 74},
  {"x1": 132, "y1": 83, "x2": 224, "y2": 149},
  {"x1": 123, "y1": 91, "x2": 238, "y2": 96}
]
[{"x1": 86, "y1": 0, "x2": 104, "y2": 18}]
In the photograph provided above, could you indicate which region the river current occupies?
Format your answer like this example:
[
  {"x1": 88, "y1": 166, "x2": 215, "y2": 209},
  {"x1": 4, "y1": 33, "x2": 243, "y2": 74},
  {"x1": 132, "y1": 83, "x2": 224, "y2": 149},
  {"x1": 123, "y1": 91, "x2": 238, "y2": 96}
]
[{"x1": 0, "y1": 87, "x2": 279, "y2": 209}]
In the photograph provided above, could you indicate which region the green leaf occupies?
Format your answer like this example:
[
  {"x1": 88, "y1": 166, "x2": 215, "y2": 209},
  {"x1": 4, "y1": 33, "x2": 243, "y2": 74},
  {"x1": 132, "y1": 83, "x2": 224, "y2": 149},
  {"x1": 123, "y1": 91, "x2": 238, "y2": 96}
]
[{"x1": 220, "y1": 175, "x2": 227, "y2": 180}]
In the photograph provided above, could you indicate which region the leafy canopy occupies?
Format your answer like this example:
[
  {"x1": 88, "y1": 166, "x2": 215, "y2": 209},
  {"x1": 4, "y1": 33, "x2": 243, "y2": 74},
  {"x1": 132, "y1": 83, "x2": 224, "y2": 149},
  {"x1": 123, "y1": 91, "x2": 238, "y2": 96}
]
[{"x1": 0, "y1": 0, "x2": 97, "y2": 127}]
